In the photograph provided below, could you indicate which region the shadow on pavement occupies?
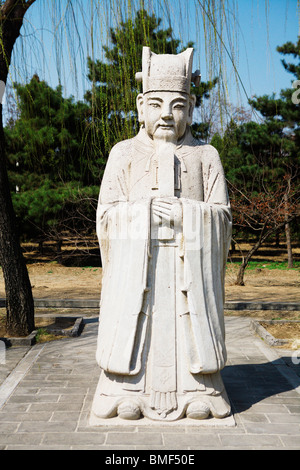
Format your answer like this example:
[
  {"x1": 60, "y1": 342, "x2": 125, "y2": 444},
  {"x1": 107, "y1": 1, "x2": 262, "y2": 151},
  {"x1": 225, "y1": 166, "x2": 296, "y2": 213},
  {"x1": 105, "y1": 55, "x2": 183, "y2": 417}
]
[{"x1": 222, "y1": 360, "x2": 300, "y2": 413}]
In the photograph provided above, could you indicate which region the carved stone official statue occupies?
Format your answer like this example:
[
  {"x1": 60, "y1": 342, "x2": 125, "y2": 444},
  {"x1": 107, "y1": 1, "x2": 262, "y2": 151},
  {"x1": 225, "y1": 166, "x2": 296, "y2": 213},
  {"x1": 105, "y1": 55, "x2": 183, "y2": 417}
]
[{"x1": 90, "y1": 47, "x2": 232, "y2": 422}]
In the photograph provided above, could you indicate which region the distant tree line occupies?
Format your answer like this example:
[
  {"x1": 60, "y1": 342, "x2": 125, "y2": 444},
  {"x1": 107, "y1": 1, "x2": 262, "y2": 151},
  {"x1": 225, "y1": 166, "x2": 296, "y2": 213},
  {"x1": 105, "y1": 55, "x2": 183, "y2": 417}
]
[
  {"x1": 0, "y1": 2, "x2": 299, "y2": 336},
  {"x1": 4, "y1": 11, "x2": 300, "y2": 283},
  {"x1": 211, "y1": 38, "x2": 300, "y2": 283},
  {"x1": 4, "y1": 9, "x2": 217, "y2": 246}
]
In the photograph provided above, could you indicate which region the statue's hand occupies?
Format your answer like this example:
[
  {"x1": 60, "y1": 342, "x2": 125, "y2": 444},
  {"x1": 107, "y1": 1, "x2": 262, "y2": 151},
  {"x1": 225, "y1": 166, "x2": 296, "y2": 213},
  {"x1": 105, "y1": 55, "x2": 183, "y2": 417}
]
[{"x1": 151, "y1": 197, "x2": 182, "y2": 226}]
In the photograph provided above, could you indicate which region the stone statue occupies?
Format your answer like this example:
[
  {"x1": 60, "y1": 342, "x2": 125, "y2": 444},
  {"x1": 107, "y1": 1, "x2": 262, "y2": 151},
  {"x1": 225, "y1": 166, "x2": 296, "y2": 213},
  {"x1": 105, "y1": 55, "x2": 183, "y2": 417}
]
[{"x1": 90, "y1": 47, "x2": 232, "y2": 422}]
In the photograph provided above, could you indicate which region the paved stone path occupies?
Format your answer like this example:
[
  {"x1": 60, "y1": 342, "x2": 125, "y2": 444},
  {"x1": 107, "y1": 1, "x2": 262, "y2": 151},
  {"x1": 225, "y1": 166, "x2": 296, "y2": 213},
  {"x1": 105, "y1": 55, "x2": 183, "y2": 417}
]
[{"x1": 0, "y1": 316, "x2": 299, "y2": 450}]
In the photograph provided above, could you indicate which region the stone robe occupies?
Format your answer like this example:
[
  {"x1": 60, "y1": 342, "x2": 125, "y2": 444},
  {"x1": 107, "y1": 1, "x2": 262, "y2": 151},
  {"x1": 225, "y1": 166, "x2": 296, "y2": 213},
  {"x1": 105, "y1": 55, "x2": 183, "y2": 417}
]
[{"x1": 92, "y1": 127, "x2": 232, "y2": 421}]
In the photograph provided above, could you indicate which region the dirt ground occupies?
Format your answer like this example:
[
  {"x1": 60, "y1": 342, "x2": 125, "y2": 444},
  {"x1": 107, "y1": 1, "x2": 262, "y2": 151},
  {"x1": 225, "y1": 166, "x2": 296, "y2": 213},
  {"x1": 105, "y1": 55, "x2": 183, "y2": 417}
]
[
  {"x1": 0, "y1": 261, "x2": 298, "y2": 303},
  {"x1": 0, "y1": 242, "x2": 299, "y2": 344},
  {"x1": 0, "y1": 260, "x2": 299, "y2": 304}
]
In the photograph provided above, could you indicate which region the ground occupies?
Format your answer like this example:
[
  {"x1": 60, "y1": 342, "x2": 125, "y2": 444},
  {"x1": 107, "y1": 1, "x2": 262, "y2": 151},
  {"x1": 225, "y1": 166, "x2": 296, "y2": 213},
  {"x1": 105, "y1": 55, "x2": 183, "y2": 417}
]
[
  {"x1": 0, "y1": 259, "x2": 298, "y2": 304},
  {"x1": 0, "y1": 241, "x2": 299, "y2": 343}
]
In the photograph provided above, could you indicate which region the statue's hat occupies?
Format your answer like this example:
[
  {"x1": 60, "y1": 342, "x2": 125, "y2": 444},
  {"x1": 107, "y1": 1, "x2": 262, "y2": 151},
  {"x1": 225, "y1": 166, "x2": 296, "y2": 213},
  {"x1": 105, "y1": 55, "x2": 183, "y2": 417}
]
[{"x1": 135, "y1": 47, "x2": 200, "y2": 94}]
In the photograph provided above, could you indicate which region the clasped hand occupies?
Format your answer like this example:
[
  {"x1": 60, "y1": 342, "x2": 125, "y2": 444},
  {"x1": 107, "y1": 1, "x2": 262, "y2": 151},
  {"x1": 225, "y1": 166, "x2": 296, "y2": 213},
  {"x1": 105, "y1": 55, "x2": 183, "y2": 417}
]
[{"x1": 151, "y1": 197, "x2": 182, "y2": 226}]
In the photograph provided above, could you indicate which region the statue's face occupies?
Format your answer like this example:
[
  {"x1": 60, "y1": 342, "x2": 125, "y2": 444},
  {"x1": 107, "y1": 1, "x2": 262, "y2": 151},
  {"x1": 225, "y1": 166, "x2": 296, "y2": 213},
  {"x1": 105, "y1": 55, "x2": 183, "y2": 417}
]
[{"x1": 137, "y1": 91, "x2": 195, "y2": 143}]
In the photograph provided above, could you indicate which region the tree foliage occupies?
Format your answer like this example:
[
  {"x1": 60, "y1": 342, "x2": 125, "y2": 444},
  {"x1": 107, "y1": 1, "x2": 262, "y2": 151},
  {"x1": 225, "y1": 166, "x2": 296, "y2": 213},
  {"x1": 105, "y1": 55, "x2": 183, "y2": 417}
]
[
  {"x1": 1, "y1": 0, "x2": 298, "y2": 331},
  {"x1": 4, "y1": 76, "x2": 100, "y2": 241},
  {"x1": 5, "y1": 9, "x2": 218, "y2": 243},
  {"x1": 212, "y1": 38, "x2": 300, "y2": 284},
  {"x1": 5, "y1": 75, "x2": 91, "y2": 181},
  {"x1": 85, "y1": 9, "x2": 217, "y2": 151}
]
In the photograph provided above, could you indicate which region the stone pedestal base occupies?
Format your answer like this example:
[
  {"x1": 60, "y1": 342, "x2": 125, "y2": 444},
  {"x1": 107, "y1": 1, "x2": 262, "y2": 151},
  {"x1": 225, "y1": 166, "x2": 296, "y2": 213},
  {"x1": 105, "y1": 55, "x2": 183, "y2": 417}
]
[
  {"x1": 89, "y1": 411, "x2": 236, "y2": 427},
  {"x1": 89, "y1": 376, "x2": 235, "y2": 427}
]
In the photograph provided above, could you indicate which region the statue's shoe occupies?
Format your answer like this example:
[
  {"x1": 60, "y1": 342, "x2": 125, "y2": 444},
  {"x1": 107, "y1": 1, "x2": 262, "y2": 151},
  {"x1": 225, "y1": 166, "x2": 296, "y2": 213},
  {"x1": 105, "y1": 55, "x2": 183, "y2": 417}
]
[
  {"x1": 117, "y1": 400, "x2": 141, "y2": 420},
  {"x1": 186, "y1": 401, "x2": 210, "y2": 420}
]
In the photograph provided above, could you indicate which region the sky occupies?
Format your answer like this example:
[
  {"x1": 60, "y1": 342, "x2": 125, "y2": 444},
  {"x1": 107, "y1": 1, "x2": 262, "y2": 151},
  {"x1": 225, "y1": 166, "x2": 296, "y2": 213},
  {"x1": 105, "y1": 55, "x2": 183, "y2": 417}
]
[
  {"x1": 229, "y1": 0, "x2": 299, "y2": 103},
  {"x1": 2, "y1": 0, "x2": 299, "y2": 123}
]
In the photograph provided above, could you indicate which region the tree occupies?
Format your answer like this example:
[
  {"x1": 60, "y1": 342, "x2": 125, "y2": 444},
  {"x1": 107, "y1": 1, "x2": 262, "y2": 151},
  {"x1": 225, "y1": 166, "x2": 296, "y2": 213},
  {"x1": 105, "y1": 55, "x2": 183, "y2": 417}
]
[
  {"x1": 229, "y1": 180, "x2": 298, "y2": 285},
  {"x1": 0, "y1": 1, "x2": 290, "y2": 328},
  {"x1": 4, "y1": 76, "x2": 100, "y2": 248},
  {"x1": 6, "y1": 75, "x2": 92, "y2": 183},
  {"x1": 249, "y1": 39, "x2": 300, "y2": 268},
  {"x1": 0, "y1": 0, "x2": 36, "y2": 336},
  {"x1": 85, "y1": 9, "x2": 218, "y2": 153},
  {"x1": 85, "y1": 10, "x2": 182, "y2": 153},
  {"x1": 213, "y1": 38, "x2": 300, "y2": 285},
  {"x1": 6, "y1": 10, "x2": 218, "y2": 250}
]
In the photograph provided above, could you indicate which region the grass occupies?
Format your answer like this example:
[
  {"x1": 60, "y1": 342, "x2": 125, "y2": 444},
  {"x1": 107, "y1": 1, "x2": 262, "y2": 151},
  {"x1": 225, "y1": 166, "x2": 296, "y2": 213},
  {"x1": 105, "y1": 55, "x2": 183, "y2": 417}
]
[
  {"x1": 0, "y1": 310, "x2": 68, "y2": 343},
  {"x1": 81, "y1": 267, "x2": 99, "y2": 271},
  {"x1": 35, "y1": 328, "x2": 66, "y2": 343},
  {"x1": 228, "y1": 260, "x2": 300, "y2": 271}
]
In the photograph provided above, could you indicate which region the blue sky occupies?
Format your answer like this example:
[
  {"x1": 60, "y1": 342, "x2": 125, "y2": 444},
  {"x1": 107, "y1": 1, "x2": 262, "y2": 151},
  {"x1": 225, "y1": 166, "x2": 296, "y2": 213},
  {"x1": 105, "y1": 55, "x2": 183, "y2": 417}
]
[
  {"x1": 229, "y1": 0, "x2": 299, "y2": 103},
  {"x1": 3, "y1": 0, "x2": 299, "y2": 121}
]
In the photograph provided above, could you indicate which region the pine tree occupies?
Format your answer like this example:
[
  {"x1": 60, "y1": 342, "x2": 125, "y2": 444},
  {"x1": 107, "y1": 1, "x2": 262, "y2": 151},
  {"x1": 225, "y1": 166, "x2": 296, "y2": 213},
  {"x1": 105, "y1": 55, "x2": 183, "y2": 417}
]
[
  {"x1": 85, "y1": 9, "x2": 217, "y2": 152},
  {"x1": 6, "y1": 75, "x2": 92, "y2": 183},
  {"x1": 5, "y1": 76, "x2": 100, "y2": 243}
]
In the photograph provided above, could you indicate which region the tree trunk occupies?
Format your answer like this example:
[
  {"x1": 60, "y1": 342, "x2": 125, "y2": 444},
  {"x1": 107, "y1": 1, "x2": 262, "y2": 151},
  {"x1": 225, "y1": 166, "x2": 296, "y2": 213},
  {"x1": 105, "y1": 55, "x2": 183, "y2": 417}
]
[
  {"x1": 0, "y1": 0, "x2": 36, "y2": 336},
  {"x1": 285, "y1": 220, "x2": 293, "y2": 268},
  {"x1": 56, "y1": 239, "x2": 63, "y2": 264},
  {"x1": 234, "y1": 222, "x2": 269, "y2": 286},
  {"x1": 235, "y1": 216, "x2": 296, "y2": 286},
  {"x1": 284, "y1": 192, "x2": 293, "y2": 268},
  {"x1": 275, "y1": 231, "x2": 280, "y2": 248},
  {"x1": 235, "y1": 248, "x2": 256, "y2": 286},
  {"x1": 0, "y1": 106, "x2": 34, "y2": 335}
]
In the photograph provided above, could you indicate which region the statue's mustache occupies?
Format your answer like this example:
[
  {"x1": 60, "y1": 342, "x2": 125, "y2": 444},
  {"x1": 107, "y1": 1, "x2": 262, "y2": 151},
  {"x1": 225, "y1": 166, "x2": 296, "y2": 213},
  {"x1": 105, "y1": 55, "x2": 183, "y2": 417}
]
[{"x1": 155, "y1": 121, "x2": 175, "y2": 131}]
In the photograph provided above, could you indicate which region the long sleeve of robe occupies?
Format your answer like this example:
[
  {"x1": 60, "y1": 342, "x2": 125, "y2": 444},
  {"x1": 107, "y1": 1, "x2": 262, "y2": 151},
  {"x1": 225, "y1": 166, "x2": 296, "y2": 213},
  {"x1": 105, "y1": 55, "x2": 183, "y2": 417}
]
[{"x1": 95, "y1": 128, "x2": 232, "y2": 377}]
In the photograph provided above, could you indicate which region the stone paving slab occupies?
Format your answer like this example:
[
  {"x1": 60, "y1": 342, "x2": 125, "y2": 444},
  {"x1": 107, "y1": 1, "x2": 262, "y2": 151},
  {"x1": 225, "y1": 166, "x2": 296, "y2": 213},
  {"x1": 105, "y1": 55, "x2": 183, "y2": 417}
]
[{"x1": 0, "y1": 316, "x2": 299, "y2": 451}]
